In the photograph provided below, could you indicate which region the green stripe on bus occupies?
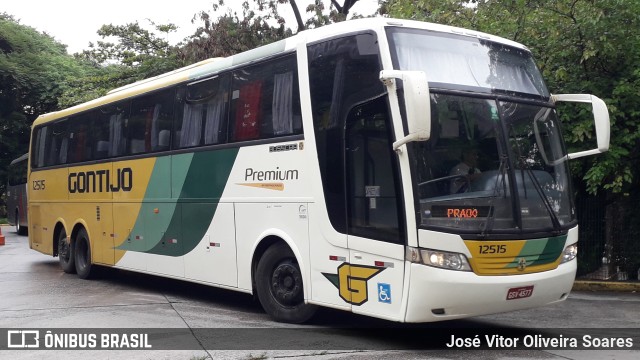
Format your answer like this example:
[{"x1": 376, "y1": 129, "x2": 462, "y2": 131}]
[
  {"x1": 527, "y1": 235, "x2": 566, "y2": 266},
  {"x1": 146, "y1": 148, "x2": 238, "y2": 256},
  {"x1": 116, "y1": 148, "x2": 238, "y2": 256},
  {"x1": 504, "y1": 235, "x2": 566, "y2": 268},
  {"x1": 116, "y1": 156, "x2": 175, "y2": 252}
]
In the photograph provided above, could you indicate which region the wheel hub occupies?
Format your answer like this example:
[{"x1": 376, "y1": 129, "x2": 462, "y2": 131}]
[{"x1": 271, "y1": 262, "x2": 302, "y2": 306}]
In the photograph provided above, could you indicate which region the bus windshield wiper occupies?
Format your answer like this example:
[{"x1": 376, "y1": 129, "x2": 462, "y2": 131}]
[
  {"x1": 507, "y1": 120, "x2": 562, "y2": 232},
  {"x1": 522, "y1": 166, "x2": 562, "y2": 231},
  {"x1": 480, "y1": 155, "x2": 508, "y2": 238}
]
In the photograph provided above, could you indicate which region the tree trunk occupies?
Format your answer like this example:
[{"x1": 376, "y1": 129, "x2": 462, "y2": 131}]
[{"x1": 289, "y1": 0, "x2": 305, "y2": 32}]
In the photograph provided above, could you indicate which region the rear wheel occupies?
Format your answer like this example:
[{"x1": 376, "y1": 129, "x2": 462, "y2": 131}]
[
  {"x1": 58, "y1": 228, "x2": 75, "y2": 274},
  {"x1": 74, "y1": 228, "x2": 95, "y2": 279},
  {"x1": 15, "y1": 210, "x2": 27, "y2": 235},
  {"x1": 255, "y1": 243, "x2": 317, "y2": 323}
]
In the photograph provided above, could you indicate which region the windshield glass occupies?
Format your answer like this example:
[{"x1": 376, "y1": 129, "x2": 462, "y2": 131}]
[
  {"x1": 503, "y1": 101, "x2": 574, "y2": 229},
  {"x1": 387, "y1": 28, "x2": 550, "y2": 98},
  {"x1": 412, "y1": 94, "x2": 575, "y2": 235}
]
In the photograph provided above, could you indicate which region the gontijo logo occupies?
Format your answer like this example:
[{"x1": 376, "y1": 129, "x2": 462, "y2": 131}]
[
  {"x1": 68, "y1": 167, "x2": 133, "y2": 193},
  {"x1": 322, "y1": 263, "x2": 385, "y2": 305}
]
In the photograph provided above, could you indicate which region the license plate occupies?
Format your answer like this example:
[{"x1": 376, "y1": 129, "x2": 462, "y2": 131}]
[{"x1": 506, "y1": 285, "x2": 534, "y2": 300}]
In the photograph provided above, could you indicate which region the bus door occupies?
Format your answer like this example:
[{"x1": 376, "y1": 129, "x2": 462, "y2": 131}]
[
  {"x1": 345, "y1": 96, "x2": 406, "y2": 319},
  {"x1": 307, "y1": 33, "x2": 405, "y2": 316}
]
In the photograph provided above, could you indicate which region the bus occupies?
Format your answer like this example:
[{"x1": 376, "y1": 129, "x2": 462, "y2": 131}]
[
  {"x1": 28, "y1": 18, "x2": 610, "y2": 323},
  {"x1": 7, "y1": 153, "x2": 28, "y2": 235}
]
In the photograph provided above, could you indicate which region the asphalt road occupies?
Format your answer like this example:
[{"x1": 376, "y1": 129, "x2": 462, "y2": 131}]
[{"x1": 0, "y1": 228, "x2": 638, "y2": 359}]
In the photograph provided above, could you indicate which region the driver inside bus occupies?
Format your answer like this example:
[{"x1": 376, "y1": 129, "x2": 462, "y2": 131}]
[{"x1": 449, "y1": 146, "x2": 482, "y2": 193}]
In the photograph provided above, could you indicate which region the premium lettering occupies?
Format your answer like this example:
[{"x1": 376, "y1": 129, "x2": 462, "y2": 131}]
[
  {"x1": 244, "y1": 167, "x2": 299, "y2": 182},
  {"x1": 69, "y1": 168, "x2": 133, "y2": 193}
]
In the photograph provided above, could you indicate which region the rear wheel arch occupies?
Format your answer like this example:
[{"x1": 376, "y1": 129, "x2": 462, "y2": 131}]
[
  {"x1": 52, "y1": 222, "x2": 67, "y2": 257},
  {"x1": 251, "y1": 235, "x2": 285, "y2": 290}
]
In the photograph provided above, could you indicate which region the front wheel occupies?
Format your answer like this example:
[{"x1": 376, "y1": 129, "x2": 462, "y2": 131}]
[
  {"x1": 255, "y1": 243, "x2": 317, "y2": 323},
  {"x1": 74, "y1": 228, "x2": 95, "y2": 279}
]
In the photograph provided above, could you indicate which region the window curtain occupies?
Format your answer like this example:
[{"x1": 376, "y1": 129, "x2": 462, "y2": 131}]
[
  {"x1": 58, "y1": 137, "x2": 68, "y2": 165},
  {"x1": 179, "y1": 103, "x2": 203, "y2": 147},
  {"x1": 272, "y1": 72, "x2": 293, "y2": 135},
  {"x1": 234, "y1": 81, "x2": 262, "y2": 141},
  {"x1": 396, "y1": 45, "x2": 474, "y2": 86},
  {"x1": 149, "y1": 104, "x2": 161, "y2": 150},
  {"x1": 204, "y1": 95, "x2": 225, "y2": 144},
  {"x1": 395, "y1": 37, "x2": 541, "y2": 95},
  {"x1": 36, "y1": 127, "x2": 47, "y2": 167},
  {"x1": 328, "y1": 58, "x2": 345, "y2": 129},
  {"x1": 109, "y1": 114, "x2": 124, "y2": 157}
]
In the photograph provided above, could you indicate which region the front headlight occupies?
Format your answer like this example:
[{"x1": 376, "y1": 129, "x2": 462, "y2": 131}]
[
  {"x1": 560, "y1": 243, "x2": 578, "y2": 263},
  {"x1": 406, "y1": 247, "x2": 472, "y2": 271}
]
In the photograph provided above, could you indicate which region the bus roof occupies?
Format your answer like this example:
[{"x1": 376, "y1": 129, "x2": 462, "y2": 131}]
[{"x1": 32, "y1": 17, "x2": 527, "y2": 128}]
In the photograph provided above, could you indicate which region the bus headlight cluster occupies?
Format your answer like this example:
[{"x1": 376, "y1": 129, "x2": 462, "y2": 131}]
[
  {"x1": 406, "y1": 247, "x2": 472, "y2": 271},
  {"x1": 560, "y1": 243, "x2": 578, "y2": 263}
]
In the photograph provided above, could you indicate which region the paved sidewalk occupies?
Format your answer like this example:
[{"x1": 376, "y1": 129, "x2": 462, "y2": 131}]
[{"x1": 573, "y1": 280, "x2": 640, "y2": 292}]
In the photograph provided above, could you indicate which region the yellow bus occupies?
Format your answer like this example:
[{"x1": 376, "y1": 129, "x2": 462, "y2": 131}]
[{"x1": 28, "y1": 18, "x2": 610, "y2": 323}]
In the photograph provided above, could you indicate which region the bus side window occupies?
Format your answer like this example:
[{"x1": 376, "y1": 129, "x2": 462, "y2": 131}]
[
  {"x1": 308, "y1": 32, "x2": 387, "y2": 235},
  {"x1": 101, "y1": 102, "x2": 129, "y2": 158},
  {"x1": 32, "y1": 126, "x2": 47, "y2": 168},
  {"x1": 229, "y1": 54, "x2": 301, "y2": 142},
  {"x1": 43, "y1": 121, "x2": 70, "y2": 166},
  {"x1": 68, "y1": 119, "x2": 90, "y2": 163},
  {"x1": 176, "y1": 75, "x2": 230, "y2": 149},
  {"x1": 130, "y1": 90, "x2": 172, "y2": 154},
  {"x1": 345, "y1": 97, "x2": 403, "y2": 243}
]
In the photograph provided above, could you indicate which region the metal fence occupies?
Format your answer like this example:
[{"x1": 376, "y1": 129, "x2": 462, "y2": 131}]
[{"x1": 576, "y1": 193, "x2": 640, "y2": 281}]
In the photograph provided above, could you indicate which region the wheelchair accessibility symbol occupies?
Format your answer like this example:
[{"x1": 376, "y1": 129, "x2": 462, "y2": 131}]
[{"x1": 378, "y1": 283, "x2": 391, "y2": 304}]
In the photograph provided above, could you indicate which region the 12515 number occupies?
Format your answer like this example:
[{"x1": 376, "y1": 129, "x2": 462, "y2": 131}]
[
  {"x1": 32, "y1": 180, "x2": 46, "y2": 190},
  {"x1": 478, "y1": 244, "x2": 507, "y2": 254}
]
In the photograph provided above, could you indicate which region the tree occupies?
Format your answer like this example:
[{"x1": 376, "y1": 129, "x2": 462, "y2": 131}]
[
  {"x1": 303, "y1": 0, "x2": 363, "y2": 28},
  {"x1": 179, "y1": 1, "x2": 292, "y2": 64},
  {"x1": 179, "y1": 0, "x2": 366, "y2": 64},
  {"x1": 67, "y1": 21, "x2": 182, "y2": 106},
  {"x1": 0, "y1": 13, "x2": 86, "y2": 201}
]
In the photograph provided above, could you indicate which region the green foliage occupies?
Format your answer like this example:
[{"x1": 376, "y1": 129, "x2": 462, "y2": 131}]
[
  {"x1": 178, "y1": 1, "x2": 292, "y2": 63},
  {"x1": 304, "y1": 0, "x2": 363, "y2": 27},
  {"x1": 69, "y1": 21, "x2": 182, "y2": 104},
  {"x1": 383, "y1": 0, "x2": 476, "y2": 26},
  {"x1": 0, "y1": 13, "x2": 85, "y2": 196},
  {"x1": 78, "y1": 21, "x2": 177, "y2": 67}
]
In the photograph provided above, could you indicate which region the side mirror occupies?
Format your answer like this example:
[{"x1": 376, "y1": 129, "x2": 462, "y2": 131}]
[
  {"x1": 379, "y1": 70, "x2": 431, "y2": 150},
  {"x1": 551, "y1": 94, "x2": 610, "y2": 159}
]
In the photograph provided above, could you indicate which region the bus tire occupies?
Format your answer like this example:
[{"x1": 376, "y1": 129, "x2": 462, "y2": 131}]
[
  {"x1": 74, "y1": 228, "x2": 94, "y2": 279},
  {"x1": 255, "y1": 242, "x2": 317, "y2": 323},
  {"x1": 58, "y1": 228, "x2": 76, "y2": 274},
  {"x1": 16, "y1": 210, "x2": 27, "y2": 235}
]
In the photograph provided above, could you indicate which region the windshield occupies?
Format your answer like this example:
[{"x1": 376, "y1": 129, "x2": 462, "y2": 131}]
[
  {"x1": 411, "y1": 94, "x2": 575, "y2": 235},
  {"x1": 387, "y1": 28, "x2": 550, "y2": 98}
]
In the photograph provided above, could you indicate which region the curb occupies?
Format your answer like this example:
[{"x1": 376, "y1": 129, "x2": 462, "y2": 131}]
[{"x1": 573, "y1": 280, "x2": 640, "y2": 292}]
